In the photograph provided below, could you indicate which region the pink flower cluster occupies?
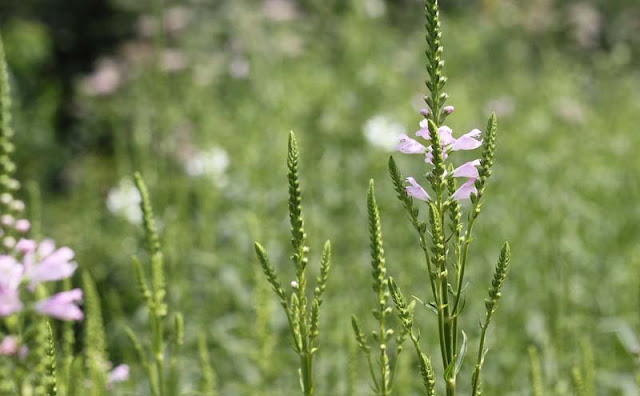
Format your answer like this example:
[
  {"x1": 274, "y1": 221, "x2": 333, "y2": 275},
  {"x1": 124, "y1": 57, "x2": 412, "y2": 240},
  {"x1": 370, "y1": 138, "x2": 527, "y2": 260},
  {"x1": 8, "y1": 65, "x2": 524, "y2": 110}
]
[
  {"x1": 396, "y1": 112, "x2": 482, "y2": 201},
  {"x1": 0, "y1": 238, "x2": 82, "y2": 321}
]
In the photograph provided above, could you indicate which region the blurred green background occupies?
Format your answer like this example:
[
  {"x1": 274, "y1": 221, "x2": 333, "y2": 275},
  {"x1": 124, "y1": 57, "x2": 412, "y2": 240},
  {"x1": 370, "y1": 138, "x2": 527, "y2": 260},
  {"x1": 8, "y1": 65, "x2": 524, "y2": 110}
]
[{"x1": 1, "y1": 0, "x2": 640, "y2": 394}]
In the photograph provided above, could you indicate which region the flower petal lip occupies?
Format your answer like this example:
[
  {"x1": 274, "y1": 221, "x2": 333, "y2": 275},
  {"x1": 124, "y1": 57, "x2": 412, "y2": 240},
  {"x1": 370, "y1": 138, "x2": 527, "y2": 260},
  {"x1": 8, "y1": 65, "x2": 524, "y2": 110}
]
[
  {"x1": 451, "y1": 129, "x2": 482, "y2": 151},
  {"x1": 405, "y1": 177, "x2": 430, "y2": 201},
  {"x1": 35, "y1": 289, "x2": 84, "y2": 321},
  {"x1": 452, "y1": 159, "x2": 481, "y2": 179},
  {"x1": 396, "y1": 134, "x2": 427, "y2": 154},
  {"x1": 451, "y1": 178, "x2": 478, "y2": 201}
]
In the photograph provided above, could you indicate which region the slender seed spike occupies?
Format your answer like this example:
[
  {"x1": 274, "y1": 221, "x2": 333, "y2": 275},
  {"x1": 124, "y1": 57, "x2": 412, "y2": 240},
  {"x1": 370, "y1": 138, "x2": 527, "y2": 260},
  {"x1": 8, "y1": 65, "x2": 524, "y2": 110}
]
[
  {"x1": 132, "y1": 256, "x2": 152, "y2": 304},
  {"x1": 134, "y1": 172, "x2": 161, "y2": 255},
  {"x1": 287, "y1": 131, "x2": 307, "y2": 260},
  {"x1": 82, "y1": 272, "x2": 108, "y2": 393},
  {"x1": 197, "y1": 333, "x2": 218, "y2": 396},
  {"x1": 313, "y1": 240, "x2": 331, "y2": 305},
  {"x1": 45, "y1": 322, "x2": 58, "y2": 396},
  {"x1": 254, "y1": 242, "x2": 287, "y2": 305},
  {"x1": 528, "y1": 346, "x2": 544, "y2": 396},
  {"x1": 418, "y1": 353, "x2": 436, "y2": 396}
]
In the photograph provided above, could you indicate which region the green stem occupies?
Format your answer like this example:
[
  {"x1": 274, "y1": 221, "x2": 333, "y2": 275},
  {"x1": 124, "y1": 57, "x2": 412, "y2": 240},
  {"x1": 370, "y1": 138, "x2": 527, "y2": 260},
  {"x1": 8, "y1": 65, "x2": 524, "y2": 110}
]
[{"x1": 471, "y1": 310, "x2": 493, "y2": 396}]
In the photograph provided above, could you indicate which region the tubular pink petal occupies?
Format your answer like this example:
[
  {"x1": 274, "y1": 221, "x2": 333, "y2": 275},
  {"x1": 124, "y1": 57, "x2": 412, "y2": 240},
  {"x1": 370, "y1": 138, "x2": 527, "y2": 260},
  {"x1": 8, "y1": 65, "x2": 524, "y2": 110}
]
[
  {"x1": 452, "y1": 178, "x2": 478, "y2": 201},
  {"x1": 451, "y1": 129, "x2": 482, "y2": 151},
  {"x1": 405, "y1": 177, "x2": 430, "y2": 201},
  {"x1": 397, "y1": 134, "x2": 427, "y2": 154},
  {"x1": 35, "y1": 289, "x2": 84, "y2": 321},
  {"x1": 0, "y1": 291, "x2": 22, "y2": 317},
  {"x1": 452, "y1": 159, "x2": 481, "y2": 178},
  {"x1": 437, "y1": 126, "x2": 456, "y2": 145}
]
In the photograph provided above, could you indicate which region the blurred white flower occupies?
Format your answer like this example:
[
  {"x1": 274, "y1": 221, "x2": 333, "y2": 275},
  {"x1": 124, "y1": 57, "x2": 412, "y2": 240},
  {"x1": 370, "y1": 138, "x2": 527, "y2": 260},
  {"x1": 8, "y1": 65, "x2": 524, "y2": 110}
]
[
  {"x1": 106, "y1": 179, "x2": 142, "y2": 224},
  {"x1": 184, "y1": 147, "x2": 230, "y2": 187},
  {"x1": 81, "y1": 59, "x2": 121, "y2": 96},
  {"x1": 363, "y1": 0, "x2": 386, "y2": 18},
  {"x1": 263, "y1": 0, "x2": 298, "y2": 22},
  {"x1": 363, "y1": 115, "x2": 406, "y2": 151},
  {"x1": 165, "y1": 7, "x2": 192, "y2": 34},
  {"x1": 484, "y1": 96, "x2": 516, "y2": 118},
  {"x1": 229, "y1": 57, "x2": 250, "y2": 79},
  {"x1": 162, "y1": 49, "x2": 187, "y2": 73}
]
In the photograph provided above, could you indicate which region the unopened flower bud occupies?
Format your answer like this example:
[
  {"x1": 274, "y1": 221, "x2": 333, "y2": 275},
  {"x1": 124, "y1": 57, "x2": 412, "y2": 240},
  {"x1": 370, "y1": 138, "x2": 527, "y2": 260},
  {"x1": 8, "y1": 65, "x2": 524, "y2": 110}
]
[
  {"x1": 10, "y1": 200, "x2": 25, "y2": 212},
  {"x1": 16, "y1": 238, "x2": 36, "y2": 254},
  {"x1": 442, "y1": 105, "x2": 455, "y2": 115},
  {"x1": 15, "y1": 219, "x2": 30, "y2": 233},
  {"x1": 0, "y1": 193, "x2": 12, "y2": 205},
  {"x1": 290, "y1": 280, "x2": 299, "y2": 289},
  {"x1": 419, "y1": 108, "x2": 430, "y2": 117},
  {"x1": 1, "y1": 215, "x2": 14, "y2": 227},
  {"x1": 4, "y1": 236, "x2": 16, "y2": 249}
]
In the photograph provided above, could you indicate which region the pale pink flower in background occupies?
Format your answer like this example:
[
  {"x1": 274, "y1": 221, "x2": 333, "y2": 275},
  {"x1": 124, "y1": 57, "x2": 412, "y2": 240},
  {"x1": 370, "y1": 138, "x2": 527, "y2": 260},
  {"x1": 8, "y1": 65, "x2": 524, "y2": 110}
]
[
  {"x1": 15, "y1": 219, "x2": 30, "y2": 233},
  {"x1": 23, "y1": 240, "x2": 77, "y2": 290},
  {"x1": 107, "y1": 364, "x2": 130, "y2": 386},
  {"x1": 82, "y1": 59, "x2": 121, "y2": 96},
  {"x1": 229, "y1": 57, "x2": 250, "y2": 79},
  {"x1": 405, "y1": 177, "x2": 430, "y2": 201},
  {"x1": 364, "y1": 115, "x2": 405, "y2": 151},
  {"x1": 106, "y1": 178, "x2": 142, "y2": 224},
  {"x1": 164, "y1": 7, "x2": 192, "y2": 33},
  {"x1": 35, "y1": 289, "x2": 83, "y2": 321},
  {"x1": 10, "y1": 200, "x2": 25, "y2": 212},
  {"x1": 162, "y1": 49, "x2": 187, "y2": 73},
  {"x1": 0, "y1": 336, "x2": 18, "y2": 355},
  {"x1": 264, "y1": 0, "x2": 299, "y2": 22},
  {"x1": 0, "y1": 256, "x2": 23, "y2": 316},
  {"x1": 1, "y1": 215, "x2": 14, "y2": 227},
  {"x1": 3, "y1": 237, "x2": 16, "y2": 250},
  {"x1": 15, "y1": 238, "x2": 37, "y2": 255}
]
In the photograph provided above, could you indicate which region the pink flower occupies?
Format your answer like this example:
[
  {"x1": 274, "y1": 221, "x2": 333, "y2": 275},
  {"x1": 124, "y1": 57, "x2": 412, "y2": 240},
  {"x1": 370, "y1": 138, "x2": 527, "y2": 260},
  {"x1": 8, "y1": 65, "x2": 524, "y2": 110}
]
[
  {"x1": 452, "y1": 160, "x2": 481, "y2": 179},
  {"x1": 14, "y1": 219, "x2": 30, "y2": 233},
  {"x1": 15, "y1": 238, "x2": 37, "y2": 255},
  {"x1": 451, "y1": 129, "x2": 482, "y2": 151},
  {"x1": 0, "y1": 256, "x2": 23, "y2": 316},
  {"x1": 396, "y1": 134, "x2": 426, "y2": 154},
  {"x1": 108, "y1": 364, "x2": 130, "y2": 385},
  {"x1": 23, "y1": 240, "x2": 77, "y2": 289},
  {"x1": 415, "y1": 123, "x2": 457, "y2": 146},
  {"x1": 0, "y1": 336, "x2": 18, "y2": 355},
  {"x1": 405, "y1": 177, "x2": 430, "y2": 201},
  {"x1": 35, "y1": 289, "x2": 83, "y2": 321},
  {"x1": 451, "y1": 178, "x2": 478, "y2": 201}
]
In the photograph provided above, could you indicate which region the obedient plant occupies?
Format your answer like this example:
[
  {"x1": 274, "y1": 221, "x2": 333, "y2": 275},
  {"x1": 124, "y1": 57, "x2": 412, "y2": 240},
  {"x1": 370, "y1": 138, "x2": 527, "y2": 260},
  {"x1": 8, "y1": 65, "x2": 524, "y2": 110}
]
[
  {"x1": 0, "y1": 33, "x2": 88, "y2": 395},
  {"x1": 385, "y1": 1, "x2": 512, "y2": 394},
  {"x1": 351, "y1": 180, "x2": 410, "y2": 396},
  {"x1": 126, "y1": 172, "x2": 187, "y2": 396},
  {"x1": 254, "y1": 131, "x2": 332, "y2": 396}
]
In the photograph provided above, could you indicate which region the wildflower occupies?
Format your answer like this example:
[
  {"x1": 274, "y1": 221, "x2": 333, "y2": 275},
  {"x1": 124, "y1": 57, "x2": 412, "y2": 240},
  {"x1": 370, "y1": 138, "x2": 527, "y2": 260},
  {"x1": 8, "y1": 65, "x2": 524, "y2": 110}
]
[
  {"x1": 0, "y1": 256, "x2": 23, "y2": 316},
  {"x1": 0, "y1": 336, "x2": 18, "y2": 355},
  {"x1": 364, "y1": 115, "x2": 406, "y2": 151},
  {"x1": 184, "y1": 147, "x2": 230, "y2": 187},
  {"x1": 405, "y1": 177, "x2": 430, "y2": 201},
  {"x1": 15, "y1": 238, "x2": 36, "y2": 254},
  {"x1": 35, "y1": 289, "x2": 84, "y2": 321},
  {"x1": 442, "y1": 105, "x2": 455, "y2": 115},
  {"x1": 107, "y1": 364, "x2": 130, "y2": 385},
  {"x1": 14, "y1": 219, "x2": 30, "y2": 233},
  {"x1": 397, "y1": 113, "x2": 483, "y2": 202},
  {"x1": 10, "y1": 200, "x2": 25, "y2": 212},
  {"x1": 23, "y1": 239, "x2": 77, "y2": 290},
  {"x1": 106, "y1": 178, "x2": 142, "y2": 224},
  {"x1": 1, "y1": 214, "x2": 14, "y2": 227}
]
